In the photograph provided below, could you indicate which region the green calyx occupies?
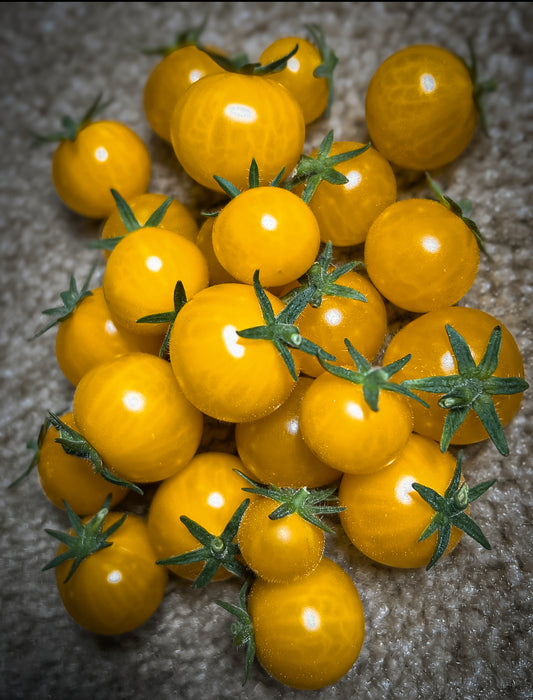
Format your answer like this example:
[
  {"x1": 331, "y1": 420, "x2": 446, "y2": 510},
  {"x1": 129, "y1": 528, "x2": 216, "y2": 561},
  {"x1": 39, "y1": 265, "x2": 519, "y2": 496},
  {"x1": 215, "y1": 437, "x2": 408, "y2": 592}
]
[
  {"x1": 32, "y1": 93, "x2": 111, "y2": 145},
  {"x1": 30, "y1": 259, "x2": 99, "y2": 339},
  {"x1": 198, "y1": 42, "x2": 297, "y2": 76},
  {"x1": 157, "y1": 499, "x2": 250, "y2": 588},
  {"x1": 412, "y1": 451, "x2": 496, "y2": 570},
  {"x1": 136, "y1": 279, "x2": 187, "y2": 358},
  {"x1": 236, "y1": 270, "x2": 335, "y2": 381},
  {"x1": 284, "y1": 130, "x2": 371, "y2": 203},
  {"x1": 88, "y1": 189, "x2": 174, "y2": 252},
  {"x1": 43, "y1": 495, "x2": 127, "y2": 583},
  {"x1": 306, "y1": 23, "x2": 338, "y2": 118},
  {"x1": 139, "y1": 17, "x2": 209, "y2": 56},
  {"x1": 46, "y1": 411, "x2": 143, "y2": 494},
  {"x1": 402, "y1": 324, "x2": 529, "y2": 456},
  {"x1": 212, "y1": 158, "x2": 286, "y2": 202},
  {"x1": 319, "y1": 339, "x2": 430, "y2": 412},
  {"x1": 425, "y1": 172, "x2": 489, "y2": 256},
  {"x1": 216, "y1": 582, "x2": 255, "y2": 685},
  {"x1": 8, "y1": 415, "x2": 51, "y2": 488},
  {"x1": 235, "y1": 470, "x2": 344, "y2": 534},
  {"x1": 464, "y1": 37, "x2": 497, "y2": 136},
  {"x1": 281, "y1": 241, "x2": 366, "y2": 308}
]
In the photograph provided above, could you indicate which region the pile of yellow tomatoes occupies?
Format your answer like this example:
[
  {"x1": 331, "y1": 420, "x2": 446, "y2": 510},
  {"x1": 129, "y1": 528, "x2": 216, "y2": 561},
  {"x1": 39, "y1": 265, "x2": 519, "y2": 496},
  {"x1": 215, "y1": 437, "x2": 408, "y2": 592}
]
[{"x1": 25, "y1": 23, "x2": 528, "y2": 692}]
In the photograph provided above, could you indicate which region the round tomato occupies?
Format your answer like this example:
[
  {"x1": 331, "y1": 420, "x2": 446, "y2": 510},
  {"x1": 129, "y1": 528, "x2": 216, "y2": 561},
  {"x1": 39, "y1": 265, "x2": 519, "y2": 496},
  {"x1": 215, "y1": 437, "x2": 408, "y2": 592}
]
[
  {"x1": 364, "y1": 199, "x2": 479, "y2": 313},
  {"x1": 170, "y1": 71, "x2": 305, "y2": 192},
  {"x1": 55, "y1": 286, "x2": 162, "y2": 385},
  {"x1": 73, "y1": 352, "x2": 203, "y2": 483},
  {"x1": 102, "y1": 227, "x2": 209, "y2": 335},
  {"x1": 382, "y1": 306, "x2": 526, "y2": 446},
  {"x1": 52, "y1": 120, "x2": 151, "y2": 219},
  {"x1": 212, "y1": 187, "x2": 321, "y2": 287},
  {"x1": 147, "y1": 452, "x2": 250, "y2": 581},
  {"x1": 53, "y1": 511, "x2": 168, "y2": 635},
  {"x1": 365, "y1": 44, "x2": 478, "y2": 171},
  {"x1": 248, "y1": 557, "x2": 365, "y2": 689},
  {"x1": 169, "y1": 283, "x2": 298, "y2": 423},
  {"x1": 339, "y1": 433, "x2": 465, "y2": 568}
]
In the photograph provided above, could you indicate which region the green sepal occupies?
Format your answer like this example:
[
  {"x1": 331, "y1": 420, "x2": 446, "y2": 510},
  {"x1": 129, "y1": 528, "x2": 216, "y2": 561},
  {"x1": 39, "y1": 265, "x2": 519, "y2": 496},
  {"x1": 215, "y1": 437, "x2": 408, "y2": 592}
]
[
  {"x1": 215, "y1": 581, "x2": 255, "y2": 685},
  {"x1": 46, "y1": 411, "x2": 143, "y2": 495},
  {"x1": 234, "y1": 470, "x2": 344, "y2": 535},
  {"x1": 136, "y1": 280, "x2": 187, "y2": 358},
  {"x1": 43, "y1": 495, "x2": 127, "y2": 583},
  {"x1": 412, "y1": 451, "x2": 496, "y2": 570},
  {"x1": 8, "y1": 415, "x2": 51, "y2": 488},
  {"x1": 306, "y1": 23, "x2": 338, "y2": 117},
  {"x1": 157, "y1": 499, "x2": 250, "y2": 588},
  {"x1": 464, "y1": 36, "x2": 498, "y2": 137},
  {"x1": 197, "y1": 43, "x2": 297, "y2": 76},
  {"x1": 30, "y1": 259, "x2": 99, "y2": 339},
  {"x1": 402, "y1": 324, "x2": 529, "y2": 455},
  {"x1": 139, "y1": 16, "x2": 209, "y2": 56},
  {"x1": 31, "y1": 94, "x2": 111, "y2": 145},
  {"x1": 213, "y1": 158, "x2": 288, "y2": 199}
]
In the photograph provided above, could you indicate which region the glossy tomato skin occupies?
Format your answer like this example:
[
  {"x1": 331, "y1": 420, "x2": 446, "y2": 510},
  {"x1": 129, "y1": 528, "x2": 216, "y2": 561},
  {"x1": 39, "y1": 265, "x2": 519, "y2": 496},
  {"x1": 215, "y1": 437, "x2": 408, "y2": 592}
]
[
  {"x1": 300, "y1": 373, "x2": 414, "y2": 474},
  {"x1": 38, "y1": 412, "x2": 128, "y2": 514},
  {"x1": 235, "y1": 376, "x2": 341, "y2": 488},
  {"x1": 55, "y1": 511, "x2": 168, "y2": 635},
  {"x1": 103, "y1": 227, "x2": 209, "y2": 336},
  {"x1": 306, "y1": 142, "x2": 397, "y2": 246},
  {"x1": 382, "y1": 306, "x2": 526, "y2": 445},
  {"x1": 169, "y1": 283, "x2": 298, "y2": 423},
  {"x1": 212, "y1": 187, "x2": 321, "y2": 287},
  {"x1": 143, "y1": 45, "x2": 226, "y2": 142},
  {"x1": 73, "y1": 352, "x2": 203, "y2": 483},
  {"x1": 364, "y1": 199, "x2": 479, "y2": 313},
  {"x1": 195, "y1": 217, "x2": 237, "y2": 285},
  {"x1": 248, "y1": 557, "x2": 365, "y2": 689},
  {"x1": 55, "y1": 287, "x2": 162, "y2": 385},
  {"x1": 147, "y1": 452, "x2": 250, "y2": 581},
  {"x1": 238, "y1": 496, "x2": 324, "y2": 583},
  {"x1": 339, "y1": 433, "x2": 464, "y2": 568},
  {"x1": 365, "y1": 45, "x2": 478, "y2": 171},
  {"x1": 52, "y1": 121, "x2": 151, "y2": 219},
  {"x1": 170, "y1": 72, "x2": 305, "y2": 192},
  {"x1": 260, "y1": 36, "x2": 329, "y2": 124}
]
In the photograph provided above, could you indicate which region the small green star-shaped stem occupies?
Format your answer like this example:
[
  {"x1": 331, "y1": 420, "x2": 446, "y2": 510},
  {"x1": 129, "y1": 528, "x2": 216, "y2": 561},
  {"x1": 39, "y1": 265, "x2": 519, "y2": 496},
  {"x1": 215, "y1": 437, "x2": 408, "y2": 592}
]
[
  {"x1": 412, "y1": 451, "x2": 496, "y2": 570},
  {"x1": 32, "y1": 93, "x2": 111, "y2": 145},
  {"x1": 305, "y1": 23, "x2": 338, "y2": 118},
  {"x1": 234, "y1": 469, "x2": 344, "y2": 534},
  {"x1": 136, "y1": 280, "x2": 187, "y2": 358},
  {"x1": 216, "y1": 582, "x2": 255, "y2": 685},
  {"x1": 401, "y1": 324, "x2": 529, "y2": 456},
  {"x1": 156, "y1": 499, "x2": 250, "y2": 588},
  {"x1": 236, "y1": 270, "x2": 335, "y2": 381},
  {"x1": 319, "y1": 338, "x2": 430, "y2": 412},
  {"x1": 464, "y1": 36, "x2": 498, "y2": 137},
  {"x1": 197, "y1": 43, "x2": 297, "y2": 76},
  {"x1": 139, "y1": 16, "x2": 209, "y2": 56},
  {"x1": 43, "y1": 495, "x2": 127, "y2": 583},
  {"x1": 211, "y1": 158, "x2": 286, "y2": 203}
]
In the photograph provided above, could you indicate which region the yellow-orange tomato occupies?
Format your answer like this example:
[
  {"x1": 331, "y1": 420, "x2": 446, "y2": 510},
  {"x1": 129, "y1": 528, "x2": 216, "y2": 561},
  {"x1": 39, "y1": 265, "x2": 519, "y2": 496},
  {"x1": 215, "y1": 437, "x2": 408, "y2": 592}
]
[
  {"x1": 170, "y1": 72, "x2": 305, "y2": 192},
  {"x1": 37, "y1": 412, "x2": 128, "y2": 514},
  {"x1": 339, "y1": 433, "x2": 464, "y2": 568},
  {"x1": 248, "y1": 557, "x2": 365, "y2": 690},
  {"x1": 54, "y1": 511, "x2": 168, "y2": 635},
  {"x1": 195, "y1": 217, "x2": 237, "y2": 285},
  {"x1": 305, "y1": 142, "x2": 397, "y2": 246},
  {"x1": 364, "y1": 199, "x2": 479, "y2": 313},
  {"x1": 55, "y1": 286, "x2": 162, "y2": 385},
  {"x1": 235, "y1": 377, "x2": 341, "y2": 488},
  {"x1": 73, "y1": 352, "x2": 203, "y2": 483},
  {"x1": 147, "y1": 452, "x2": 250, "y2": 581},
  {"x1": 52, "y1": 121, "x2": 151, "y2": 219},
  {"x1": 260, "y1": 36, "x2": 329, "y2": 124},
  {"x1": 143, "y1": 45, "x2": 226, "y2": 142},
  {"x1": 365, "y1": 45, "x2": 478, "y2": 171},
  {"x1": 212, "y1": 187, "x2": 321, "y2": 287},
  {"x1": 103, "y1": 227, "x2": 209, "y2": 336}
]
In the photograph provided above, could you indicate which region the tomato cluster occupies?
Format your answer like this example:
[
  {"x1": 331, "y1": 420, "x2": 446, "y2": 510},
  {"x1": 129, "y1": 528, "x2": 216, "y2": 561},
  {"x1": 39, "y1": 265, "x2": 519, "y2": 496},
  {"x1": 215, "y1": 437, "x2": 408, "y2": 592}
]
[{"x1": 20, "y1": 21, "x2": 528, "y2": 693}]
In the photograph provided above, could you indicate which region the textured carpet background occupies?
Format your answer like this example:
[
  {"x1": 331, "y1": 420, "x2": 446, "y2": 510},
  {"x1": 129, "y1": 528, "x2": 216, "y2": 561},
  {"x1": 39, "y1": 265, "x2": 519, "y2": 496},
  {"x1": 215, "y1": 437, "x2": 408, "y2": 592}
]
[{"x1": 1, "y1": 2, "x2": 532, "y2": 699}]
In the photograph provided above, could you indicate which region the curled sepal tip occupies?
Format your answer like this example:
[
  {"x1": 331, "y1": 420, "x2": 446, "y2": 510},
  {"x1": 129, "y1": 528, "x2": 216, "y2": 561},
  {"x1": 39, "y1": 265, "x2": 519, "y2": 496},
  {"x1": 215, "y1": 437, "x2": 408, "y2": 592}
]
[
  {"x1": 305, "y1": 23, "x2": 338, "y2": 118},
  {"x1": 136, "y1": 280, "x2": 187, "y2": 358},
  {"x1": 31, "y1": 93, "x2": 111, "y2": 145},
  {"x1": 215, "y1": 581, "x2": 255, "y2": 685}
]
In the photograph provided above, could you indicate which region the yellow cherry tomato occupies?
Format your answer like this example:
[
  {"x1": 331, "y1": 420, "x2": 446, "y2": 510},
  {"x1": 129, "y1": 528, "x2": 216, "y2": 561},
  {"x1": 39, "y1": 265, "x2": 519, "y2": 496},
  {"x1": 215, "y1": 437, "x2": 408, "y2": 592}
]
[
  {"x1": 37, "y1": 412, "x2": 128, "y2": 514},
  {"x1": 73, "y1": 352, "x2": 203, "y2": 483},
  {"x1": 248, "y1": 557, "x2": 365, "y2": 690},
  {"x1": 103, "y1": 227, "x2": 209, "y2": 336},
  {"x1": 364, "y1": 199, "x2": 479, "y2": 313},
  {"x1": 55, "y1": 286, "x2": 162, "y2": 385},
  {"x1": 52, "y1": 121, "x2": 151, "y2": 219},
  {"x1": 212, "y1": 187, "x2": 321, "y2": 287},
  {"x1": 170, "y1": 72, "x2": 305, "y2": 192},
  {"x1": 365, "y1": 45, "x2": 478, "y2": 171},
  {"x1": 54, "y1": 511, "x2": 168, "y2": 635},
  {"x1": 195, "y1": 217, "x2": 237, "y2": 285},
  {"x1": 339, "y1": 433, "x2": 464, "y2": 568}
]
